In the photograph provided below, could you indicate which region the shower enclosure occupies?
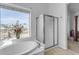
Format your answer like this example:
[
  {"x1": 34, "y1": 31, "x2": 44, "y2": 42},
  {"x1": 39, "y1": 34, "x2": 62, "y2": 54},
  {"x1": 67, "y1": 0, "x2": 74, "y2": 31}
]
[{"x1": 36, "y1": 14, "x2": 59, "y2": 49}]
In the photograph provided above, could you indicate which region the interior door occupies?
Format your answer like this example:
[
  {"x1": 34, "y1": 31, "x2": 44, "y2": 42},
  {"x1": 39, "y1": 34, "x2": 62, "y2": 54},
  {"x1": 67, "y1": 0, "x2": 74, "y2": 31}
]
[{"x1": 45, "y1": 15, "x2": 54, "y2": 48}]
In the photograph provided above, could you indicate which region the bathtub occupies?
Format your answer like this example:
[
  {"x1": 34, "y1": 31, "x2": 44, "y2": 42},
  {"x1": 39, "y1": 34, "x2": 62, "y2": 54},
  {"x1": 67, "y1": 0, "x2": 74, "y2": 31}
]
[{"x1": 0, "y1": 39, "x2": 44, "y2": 55}]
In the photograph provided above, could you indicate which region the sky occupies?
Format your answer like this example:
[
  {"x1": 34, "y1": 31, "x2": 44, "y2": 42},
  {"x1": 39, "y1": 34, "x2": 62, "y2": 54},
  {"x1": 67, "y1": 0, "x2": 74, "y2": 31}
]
[{"x1": 1, "y1": 8, "x2": 30, "y2": 28}]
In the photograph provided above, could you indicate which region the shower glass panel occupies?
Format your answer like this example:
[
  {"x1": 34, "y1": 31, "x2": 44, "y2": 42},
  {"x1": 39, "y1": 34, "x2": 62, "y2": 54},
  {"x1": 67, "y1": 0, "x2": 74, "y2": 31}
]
[
  {"x1": 45, "y1": 16, "x2": 54, "y2": 48},
  {"x1": 54, "y1": 17, "x2": 58, "y2": 45},
  {"x1": 36, "y1": 15, "x2": 44, "y2": 43}
]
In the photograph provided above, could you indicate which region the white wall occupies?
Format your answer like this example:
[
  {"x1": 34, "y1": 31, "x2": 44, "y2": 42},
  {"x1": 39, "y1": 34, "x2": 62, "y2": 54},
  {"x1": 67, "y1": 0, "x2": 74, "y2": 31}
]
[
  {"x1": 13, "y1": 3, "x2": 49, "y2": 40},
  {"x1": 77, "y1": 17, "x2": 79, "y2": 31},
  {"x1": 67, "y1": 7, "x2": 74, "y2": 39},
  {"x1": 67, "y1": 8, "x2": 71, "y2": 38},
  {"x1": 48, "y1": 3, "x2": 67, "y2": 49},
  {"x1": 73, "y1": 11, "x2": 79, "y2": 31},
  {"x1": 69, "y1": 12, "x2": 75, "y2": 33}
]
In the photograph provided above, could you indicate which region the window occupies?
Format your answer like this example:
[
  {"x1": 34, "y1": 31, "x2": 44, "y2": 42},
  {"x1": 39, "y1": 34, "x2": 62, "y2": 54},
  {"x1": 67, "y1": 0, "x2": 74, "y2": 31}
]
[{"x1": 0, "y1": 5, "x2": 31, "y2": 40}]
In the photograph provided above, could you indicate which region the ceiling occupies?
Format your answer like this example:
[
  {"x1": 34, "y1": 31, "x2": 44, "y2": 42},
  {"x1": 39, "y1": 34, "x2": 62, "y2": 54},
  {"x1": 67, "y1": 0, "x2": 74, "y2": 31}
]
[{"x1": 68, "y1": 3, "x2": 79, "y2": 13}]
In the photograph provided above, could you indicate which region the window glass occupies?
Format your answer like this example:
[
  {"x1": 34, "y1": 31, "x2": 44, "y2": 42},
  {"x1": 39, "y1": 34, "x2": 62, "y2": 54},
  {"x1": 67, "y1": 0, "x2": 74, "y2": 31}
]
[{"x1": 0, "y1": 8, "x2": 31, "y2": 40}]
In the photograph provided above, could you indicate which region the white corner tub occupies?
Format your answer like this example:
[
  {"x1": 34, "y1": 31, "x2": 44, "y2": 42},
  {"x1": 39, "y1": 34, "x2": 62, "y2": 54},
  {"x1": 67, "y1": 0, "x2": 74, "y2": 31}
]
[{"x1": 0, "y1": 39, "x2": 44, "y2": 55}]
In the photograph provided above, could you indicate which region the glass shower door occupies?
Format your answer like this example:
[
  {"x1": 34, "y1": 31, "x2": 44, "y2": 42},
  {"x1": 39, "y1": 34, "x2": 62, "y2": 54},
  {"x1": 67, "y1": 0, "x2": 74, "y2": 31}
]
[
  {"x1": 45, "y1": 16, "x2": 54, "y2": 48},
  {"x1": 36, "y1": 15, "x2": 44, "y2": 43}
]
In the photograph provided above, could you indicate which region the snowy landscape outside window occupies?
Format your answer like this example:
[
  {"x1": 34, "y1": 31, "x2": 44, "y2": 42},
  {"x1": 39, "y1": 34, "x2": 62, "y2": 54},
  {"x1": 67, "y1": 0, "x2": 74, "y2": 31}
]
[{"x1": 0, "y1": 7, "x2": 31, "y2": 40}]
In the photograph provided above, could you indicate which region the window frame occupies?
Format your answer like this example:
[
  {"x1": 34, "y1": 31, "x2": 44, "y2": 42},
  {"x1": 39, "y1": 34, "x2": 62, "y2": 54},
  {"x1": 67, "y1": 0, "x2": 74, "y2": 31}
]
[{"x1": 0, "y1": 3, "x2": 31, "y2": 39}]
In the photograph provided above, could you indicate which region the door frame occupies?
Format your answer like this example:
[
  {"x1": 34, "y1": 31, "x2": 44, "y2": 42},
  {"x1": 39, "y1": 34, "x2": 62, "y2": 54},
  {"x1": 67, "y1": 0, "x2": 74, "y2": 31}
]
[{"x1": 74, "y1": 16, "x2": 78, "y2": 41}]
